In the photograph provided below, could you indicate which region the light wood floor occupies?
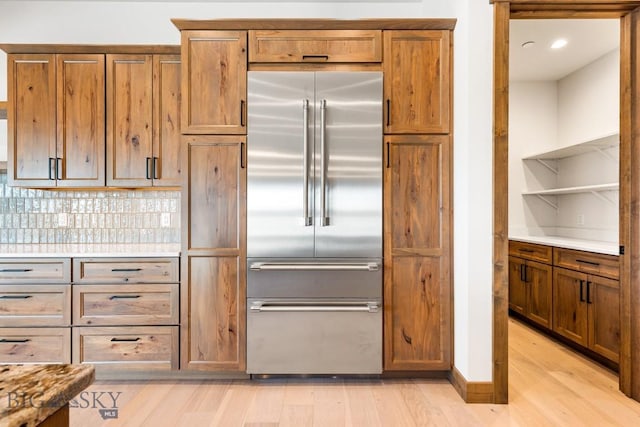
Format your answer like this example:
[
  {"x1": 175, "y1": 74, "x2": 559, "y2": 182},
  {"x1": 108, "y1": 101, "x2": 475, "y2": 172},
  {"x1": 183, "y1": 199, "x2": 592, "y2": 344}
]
[{"x1": 70, "y1": 318, "x2": 640, "y2": 426}]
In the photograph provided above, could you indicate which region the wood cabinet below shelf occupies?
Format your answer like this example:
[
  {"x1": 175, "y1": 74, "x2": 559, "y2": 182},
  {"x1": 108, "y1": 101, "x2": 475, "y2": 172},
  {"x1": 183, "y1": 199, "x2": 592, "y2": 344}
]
[
  {"x1": 509, "y1": 240, "x2": 620, "y2": 364},
  {"x1": 553, "y1": 267, "x2": 620, "y2": 363},
  {"x1": 508, "y1": 257, "x2": 552, "y2": 329}
]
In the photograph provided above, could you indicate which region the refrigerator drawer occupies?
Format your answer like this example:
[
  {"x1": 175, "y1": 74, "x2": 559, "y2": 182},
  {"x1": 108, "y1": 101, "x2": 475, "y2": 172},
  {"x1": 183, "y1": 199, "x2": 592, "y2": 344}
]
[
  {"x1": 247, "y1": 258, "x2": 382, "y2": 299},
  {"x1": 247, "y1": 298, "x2": 382, "y2": 374}
]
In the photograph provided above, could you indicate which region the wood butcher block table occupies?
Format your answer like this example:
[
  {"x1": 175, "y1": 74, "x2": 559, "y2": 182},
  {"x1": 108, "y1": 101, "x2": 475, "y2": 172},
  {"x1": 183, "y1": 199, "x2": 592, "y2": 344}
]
[{"x1": 0, "y1": 364, "x2": 94, "y2": 427}]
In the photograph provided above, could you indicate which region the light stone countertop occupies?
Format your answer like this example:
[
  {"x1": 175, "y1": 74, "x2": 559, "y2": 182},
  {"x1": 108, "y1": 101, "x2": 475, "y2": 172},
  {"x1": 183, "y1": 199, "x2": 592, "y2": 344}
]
[
  {"x1": 0, "y1": 364, "x2": 95, "y2": 427},
  {"x1": 0, "y1": 243, "x2": 181, "y2": 258},
  {"x1": 509, "y1": 235, "x2": 619, "y2": 256}
]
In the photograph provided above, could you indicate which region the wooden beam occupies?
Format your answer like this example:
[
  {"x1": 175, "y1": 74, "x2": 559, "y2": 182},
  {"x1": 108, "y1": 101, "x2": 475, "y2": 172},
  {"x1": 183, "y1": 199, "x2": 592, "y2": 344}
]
[{"x1": 493, "y1": 0, "x2": 511, "y2": 405}]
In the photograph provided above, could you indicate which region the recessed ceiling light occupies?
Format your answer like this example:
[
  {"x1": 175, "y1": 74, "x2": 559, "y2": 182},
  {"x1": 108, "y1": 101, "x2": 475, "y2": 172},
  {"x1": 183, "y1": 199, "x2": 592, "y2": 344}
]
[
  {"x1": 551, "y1": 39, "x2": 568, "y2": 49},
  {"x1": 521, "y1": 41, "x2": 535, "y2": 48}
]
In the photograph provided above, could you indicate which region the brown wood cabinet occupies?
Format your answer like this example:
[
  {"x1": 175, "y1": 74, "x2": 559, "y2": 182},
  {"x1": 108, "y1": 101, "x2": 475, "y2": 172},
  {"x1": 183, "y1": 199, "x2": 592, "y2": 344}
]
[
  {"x1": 72, "y1": 326, "x2": 179, "y2": 372},
  {"x1": 508, "y1": 256, "x2": 553, "y2": 329},
  {"x1": 383, "y1": 30, "x2": 451, "y2": 135},
  {"x1": 181, "y1": 136, "x2": 246, "y2": 371},
  {"x1": 0, "y1": 327, "x2": 71, "y2": 364},
  {"x1": 180, "y1": 31, "x2": 247, "y2": 135},
  {"x1": 106, "y1": 54, "x2": 182, "y2": 187},
  {"x1": 248, "y1": 30, "x2": 382, "y2": 63},
  {"x1": 0, "y1": 284, "x2": 71, "y2": 327},
  {"x1": 553, "y1": 267, "x2": 620, "y2": 362},
  {"x1": 383, "y1": 134, "x2": 452, "y2": 370},
  {"x1": 0, "y1": 258, "x2": 72, "y2": 364},
  {"x1": 7, "y1": 54, "x2": 105, "y2": 187},
  {"x1": 71, "y1": 256, "x2": 180, "y2": 373}
]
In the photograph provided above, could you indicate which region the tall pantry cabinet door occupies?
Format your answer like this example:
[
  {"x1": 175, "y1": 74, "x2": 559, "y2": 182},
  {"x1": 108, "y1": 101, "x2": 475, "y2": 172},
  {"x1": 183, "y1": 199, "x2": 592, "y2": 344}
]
[
  {"x1": 56, "y1": 54, "x2": 105, "y2": 187},
  {"x1": 106, "y1": 54, "x2": 153, "y2": 187},
  {"x1": 383, "y1": 30, "x2": 451, "y2": 134},
  {"x1": 181, "y1": 136, "x2": 246, "y2": 371},
  {"x1": 181, "y1": 31, "x2": 247, "y2": 135},
  {"x1": 553, "y1": 267, "x2": 589, "y2": 347},
  {"x1": 384, "y1": 135, "x2": 451, "y2": 370},
  {"x1": 152, "y1": 55, "x2": 182, "y2": 186},
  {"x1": 7, "y1": 54, "x2": 56, "y2": 187}
]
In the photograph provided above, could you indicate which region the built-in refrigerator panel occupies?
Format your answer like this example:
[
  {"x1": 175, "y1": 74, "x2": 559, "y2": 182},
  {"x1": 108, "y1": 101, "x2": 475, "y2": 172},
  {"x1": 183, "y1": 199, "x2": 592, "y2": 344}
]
[
  {"x1": 247, "y1": 71, "x2": 382, "y2": 259},
  {"x1": 247, "y1": 72, "x2": 315, "y2": 258},
  {"x1": 313, "y1": 72, "x2": 382, "y2": 258}
]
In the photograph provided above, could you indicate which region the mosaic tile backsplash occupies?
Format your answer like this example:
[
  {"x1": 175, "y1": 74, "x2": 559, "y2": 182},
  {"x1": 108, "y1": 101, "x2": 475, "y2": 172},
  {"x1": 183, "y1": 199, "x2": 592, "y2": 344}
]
[{"x1": 0, "y1": 172, "x2": 181, "y2": 244}]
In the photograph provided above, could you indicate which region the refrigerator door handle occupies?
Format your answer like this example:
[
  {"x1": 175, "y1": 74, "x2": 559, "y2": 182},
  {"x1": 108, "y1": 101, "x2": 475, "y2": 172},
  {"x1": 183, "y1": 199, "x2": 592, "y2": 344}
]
[
  {"x1": 250, "y1": 301, "x2": 380, "y2": 313},
  {"x1": 303, "y1": 99, "x2": 312, "y2": 226},
  {"x1": 320, "y1": 99, "x2": 329, "y2": 226},
  {"x1": 249, "y1": 262, "x2": 380, "y2": 272}
]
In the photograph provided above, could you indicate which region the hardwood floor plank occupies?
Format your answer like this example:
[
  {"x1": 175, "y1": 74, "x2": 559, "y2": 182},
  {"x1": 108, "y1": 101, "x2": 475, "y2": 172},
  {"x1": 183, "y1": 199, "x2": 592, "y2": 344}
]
[
  {"x1": 344, "y1": 380, "x2": 383, "y2": 427},
  {"x1": 244, "y1": 380, "x2": 286, "y2": 424}
]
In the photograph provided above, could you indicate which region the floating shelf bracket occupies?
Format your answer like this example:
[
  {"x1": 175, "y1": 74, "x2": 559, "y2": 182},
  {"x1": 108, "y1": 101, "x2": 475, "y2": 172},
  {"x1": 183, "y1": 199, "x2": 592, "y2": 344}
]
[
  {"x1": 534, "y1": 194, "x2": 558, "y2": 209},
  {"x1": 594, "y1": 147, "x2": 617, "y2": 163},
  {"x1": 535, "y1": 159, "x2": 558, "y2": 174},
  {"x1": 590, "y1": 190, "x2": 616, "y2": 206}
]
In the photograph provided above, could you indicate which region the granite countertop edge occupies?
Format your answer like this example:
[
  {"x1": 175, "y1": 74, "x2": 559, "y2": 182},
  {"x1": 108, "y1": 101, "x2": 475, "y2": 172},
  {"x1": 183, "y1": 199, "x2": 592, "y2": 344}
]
[{"x1": 0, "y1": 364, "x2": 95, "y2": 427}]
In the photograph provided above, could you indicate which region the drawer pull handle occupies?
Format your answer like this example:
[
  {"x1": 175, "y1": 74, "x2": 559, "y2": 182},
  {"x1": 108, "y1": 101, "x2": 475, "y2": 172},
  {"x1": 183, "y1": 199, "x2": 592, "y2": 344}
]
[
  {"x1": 302, "y1": 54, "x2": 329, "y2": 61},
  {"x1": 0, "y1": 295, "x2": 32, "y2": 299},
  {"x1": 518, "y1": 248, "x2": 535, "y2": 253},
  {"x1": 109, "y1": 295, "x2": 141, "y2": 300},
  {"x1": 0, "y1": 268, "x2": 33, "y2": 273},
  {"x1": 111, "y1": 268, "x2": 143, "y2": 272},
  {"x1": 0, "y1": 338, "x2": 30, "y2": 343},
  {"x1": 110, "y1": 337, "x2": 140, "y2": 342},
  {"x1": 576, "y1": 259, "x2": 600, "y2": 267},
  {"x1": 579, "y1": 280, "x2": 585, "y2": 302}
]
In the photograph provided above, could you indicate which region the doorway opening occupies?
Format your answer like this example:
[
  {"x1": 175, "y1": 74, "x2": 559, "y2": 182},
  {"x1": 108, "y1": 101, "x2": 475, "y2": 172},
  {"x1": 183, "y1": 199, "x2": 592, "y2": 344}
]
[{"x1": 508, "y1": 15, "x2": 621, "y2": 378}]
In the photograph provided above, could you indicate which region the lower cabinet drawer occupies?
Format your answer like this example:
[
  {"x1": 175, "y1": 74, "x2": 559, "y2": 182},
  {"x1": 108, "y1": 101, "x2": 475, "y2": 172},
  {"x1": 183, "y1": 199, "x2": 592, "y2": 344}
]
[
  {"x1": 0, "y1": 327, "x2": 71, "y2": 364},
  {"x1": 73, "y1": 284, "x2": 179, "y2": 326},
  {"x1": 554, "y1": 248, "x2": 619, "y2": 280},
  {"x1": 0, "y1": 285, "x2": 71, "y2": 327},
  {"x1": 72, "y1": 326, "x2": 179, "y2": 371}
]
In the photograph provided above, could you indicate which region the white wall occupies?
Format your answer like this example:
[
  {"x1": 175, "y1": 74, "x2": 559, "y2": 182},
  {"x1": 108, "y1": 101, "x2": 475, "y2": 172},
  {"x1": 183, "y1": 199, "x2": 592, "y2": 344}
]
[
  {"x1": 509, "y1": 81, "x2": 558, "y2": 237},
  {"x1": 558, "y1": 49, "x2": 620, "y2": 147},
  {"x1": 0, "y1": 0, "x2": 495, "y2": 382}
]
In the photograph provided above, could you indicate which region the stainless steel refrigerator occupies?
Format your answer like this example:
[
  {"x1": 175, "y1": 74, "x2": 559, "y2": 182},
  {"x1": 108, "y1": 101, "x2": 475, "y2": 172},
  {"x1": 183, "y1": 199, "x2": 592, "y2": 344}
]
[{"x1": 246, "y1": 71, "x2": 383, "y2": 374}]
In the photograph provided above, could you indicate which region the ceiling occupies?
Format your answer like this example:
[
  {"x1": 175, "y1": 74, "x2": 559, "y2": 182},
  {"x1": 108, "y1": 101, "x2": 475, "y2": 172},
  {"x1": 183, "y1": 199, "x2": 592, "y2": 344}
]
[{"x1": 510, "y1": 19, "x2": 620, "y2": 82}]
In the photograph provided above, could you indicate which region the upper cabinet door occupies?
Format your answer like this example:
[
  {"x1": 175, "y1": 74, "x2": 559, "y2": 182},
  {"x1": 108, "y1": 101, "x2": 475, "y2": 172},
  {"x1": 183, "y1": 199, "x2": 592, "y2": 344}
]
[
  {"x1": 181, "y1": 30, "x2": 247, "y2": 135},
  {"x1": 56, "y1": 54, "x2": 105, "y2": 187},
  {"x1": 383, "y1": 30, "x2": 451, "y2": 134},
  {"x1": 106, "y1": 54, "x2": 154, "y2": 187},
  {"x1": 153, "y1": 55, "x2": 182, "y2": 186},
  {"x1": 8, "y1": 54, "x2": 57, "y2": 187}
]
